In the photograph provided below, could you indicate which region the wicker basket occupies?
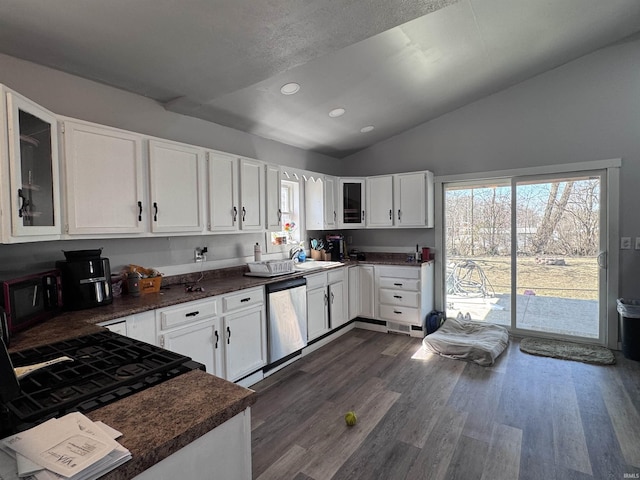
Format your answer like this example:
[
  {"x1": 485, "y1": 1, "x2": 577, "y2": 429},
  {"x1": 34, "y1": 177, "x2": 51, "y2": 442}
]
[{"x1": 126, "y1": 264, "x2": 163, "y2": 294}]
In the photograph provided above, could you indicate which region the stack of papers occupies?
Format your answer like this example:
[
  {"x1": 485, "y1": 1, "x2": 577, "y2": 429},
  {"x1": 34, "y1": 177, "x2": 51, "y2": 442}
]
[{"x1": 0, "y1": 413, "x2": 131, "y2": 480}]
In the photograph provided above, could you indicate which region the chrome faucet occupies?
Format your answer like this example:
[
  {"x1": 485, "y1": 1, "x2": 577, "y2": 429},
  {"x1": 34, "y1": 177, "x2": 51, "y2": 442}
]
[{"x1": 289, "y1": 245, "x2": 302, "y2": 260}]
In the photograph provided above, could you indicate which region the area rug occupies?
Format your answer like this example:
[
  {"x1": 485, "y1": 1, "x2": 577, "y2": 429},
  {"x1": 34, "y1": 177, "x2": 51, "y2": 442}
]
[{"x1": 520, "y1": 337, "x2": 615, "y2": 365}]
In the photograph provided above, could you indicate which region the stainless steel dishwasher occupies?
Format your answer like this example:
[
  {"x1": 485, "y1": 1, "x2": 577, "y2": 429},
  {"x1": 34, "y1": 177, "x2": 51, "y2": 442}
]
[{"x1": 265, "y1": 277, "x2": 307, "y2": 366}]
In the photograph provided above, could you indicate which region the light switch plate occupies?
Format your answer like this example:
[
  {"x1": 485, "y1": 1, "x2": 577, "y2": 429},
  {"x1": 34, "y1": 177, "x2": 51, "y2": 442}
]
[{"x1": 621, "y1": 237, "x2": 632, "y2": 249}]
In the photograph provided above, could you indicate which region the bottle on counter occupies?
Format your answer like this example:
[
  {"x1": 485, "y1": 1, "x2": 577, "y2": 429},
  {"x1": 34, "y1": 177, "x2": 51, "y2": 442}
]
[{"x1": 254, "y1": 242, "x2": 262, "y2": 262}]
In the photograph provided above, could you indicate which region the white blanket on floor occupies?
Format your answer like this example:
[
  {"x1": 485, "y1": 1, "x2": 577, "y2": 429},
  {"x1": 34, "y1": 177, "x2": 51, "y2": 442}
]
[{"x1": 422, "y1": 317, "x2": 509, "y2": 366}]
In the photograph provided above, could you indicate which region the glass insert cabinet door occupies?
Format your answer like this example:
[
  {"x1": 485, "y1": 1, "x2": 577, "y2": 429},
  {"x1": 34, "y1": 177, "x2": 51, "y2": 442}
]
[
  {"x1": 341, "y1": 179, "x2": 365, "y2": 225},
  {"x1": 6, "y1": 91, "x2": 60, "y2": 237}
]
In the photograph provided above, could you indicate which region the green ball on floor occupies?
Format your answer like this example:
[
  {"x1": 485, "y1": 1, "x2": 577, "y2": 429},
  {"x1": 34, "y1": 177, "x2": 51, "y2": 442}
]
[{"x1": 344, "y1": 411, "x2": 357, "y2": 426}]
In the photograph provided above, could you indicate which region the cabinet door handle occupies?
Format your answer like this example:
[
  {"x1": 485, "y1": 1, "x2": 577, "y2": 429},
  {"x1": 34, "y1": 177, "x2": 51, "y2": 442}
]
[
  {"x1": 153, "y1": 202, "x2": 158, "y2": 222},
  {"x1": 393, "y1": 295, "x2": 402, "y2": 299},
  {"x1": 361, "y1": 210, "x2": 365, "y2": 221},
  {"x1": 333, "y1": 211, "x2": 337, "y2": 221},
  {"x1": 138, "y1": 201, "x2": 143, "y2": 221},
  {"x1": 185, "y1": 311, "x2": 200, "y2": 317},
  {"x1": 278, "y1": 208, "x2": 282, "y2": 223},
  {"x1": 398, "y1": 209, "x2": 401, "y2": 220},
  {"x1": 240, "y1": 297, "x2": 250, "y2": 303},
  {"x1": 232, "y1": 206, "x2": 238, "y2": 222},
  {"x1": 331, "y1": 292, "x2": 335, "y2": 304},
  {"x1": 214, "y1": 329, "x2": 219, "y2": 349},
  {"x1": 227, "y1": 326, "x2": 231, "y2": 344},
  {"x1": 242, "y1": 207, "x2": 247, "y2": 222},
  {"x1": 160, "y1": 335, "x2": 165, "y2": 348},
  {"x1": 394, "y1": 310, "x2": 402, "y2": 314},
  {"x1": 324, "y1": 293, "x2": 328, "y2": 306},
  {"x1": 389, "y1": 209, "x2": 392, "y2": 220},
  {"x1": 394, "y1": 283, "x2": 403, "y2": 287}
]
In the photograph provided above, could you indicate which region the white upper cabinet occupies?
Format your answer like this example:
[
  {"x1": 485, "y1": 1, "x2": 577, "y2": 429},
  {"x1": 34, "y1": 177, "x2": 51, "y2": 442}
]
[
  {"x1": 0, "y1": 87, "x2": 61, "y2": 241},
  {"x1": 62, "y1": 120, "x2": 145, "y2": 235},
  {"x1": 239, "y1": 158, "x2": 264, "y2": 231},
  {"x1": 394, "y1": 171, "x2": 433, "y2": 228},
  {"x1": 265, "y1": 164, "x2": 282, "y2": 231},
  {"x1": 305, "y1": 175, "x2": 337, "y2": 230},
  {"x1": 208, "y1": 151, "x2": 239, "y2": 232},
  {"x1": 149, "y1": 139, "x2": 204, "y2": 233},
  {"x1": 324, "y1": 176, "x2": 338, "y2": 229},
  {"x1": 207, "y1": 152, "x2": 264, "y2": 232},
  {"x1": 366, "y1": 175, "x2": 394, "y2": 228},
  {"x1": 338, "y1": 178, "x2": 365, "y2": 228}
]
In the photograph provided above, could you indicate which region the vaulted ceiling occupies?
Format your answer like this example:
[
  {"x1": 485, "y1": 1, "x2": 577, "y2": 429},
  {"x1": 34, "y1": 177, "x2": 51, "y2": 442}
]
[{"x1": 1, "y1": 0, "x2": 639, "y2": 157}]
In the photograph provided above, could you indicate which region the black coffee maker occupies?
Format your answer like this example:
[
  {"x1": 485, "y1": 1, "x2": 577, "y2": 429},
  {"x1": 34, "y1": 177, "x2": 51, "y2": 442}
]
[{"x1": 56, "y1": 249, "x2": 113, "y2": 310}]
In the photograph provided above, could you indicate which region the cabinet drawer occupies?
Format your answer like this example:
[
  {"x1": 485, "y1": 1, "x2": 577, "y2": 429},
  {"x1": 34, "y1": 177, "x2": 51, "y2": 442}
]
[
  {"x1": 327, "y1": 268, "x2": 345, "y2": 284},
  {"x1": 379, "y1": 277, "x2": 420, "y2": 291},
  {"x1": 158, "y1": 298, "x2": 218, "y2": 330},
  {"x1": 376, "y1": 266, "x2": 420, "y2": 280},
  {"x1": 379, "y1": 289, "x2": 420, "y2": 308},
  {"x1": 223, "y1": 286, "x2": 264, "y2": 312},
  {"x1": 305, "y1": 272, "x2": 327, "y2": 290},
  {"x1": 379, "y1": 304, "x2": 420, "y2": 325}
]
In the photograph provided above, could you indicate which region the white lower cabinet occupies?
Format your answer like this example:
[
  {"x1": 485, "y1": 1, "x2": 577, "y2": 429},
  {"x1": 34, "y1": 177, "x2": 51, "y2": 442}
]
[
  {"x1": 306, "y1": 273, "x2": 330, "y2": 341},
  {"x1": 375, "y1": 262, "x2": 434, "y2": 335},
  {"x1": 157, "y1": 298, "x2": 222, "y2": 376},
  {"x1": 99, "y1": 311, "x2": 157, "y2": 345},
  {"x1": 163, "y1": 318, "x2": 223, "y2": 376},
  {"x1": 134, "y1": 407, "x2": 251, "y2": 480},
  {"x1": 222, "y1": 287, "x2": 267, "y2": 382},
  {"x1": 306, "y1": 268, "x2": 347, "y2": 341},
  {"x1": 348, "y1": 265, "x2": 375, "y2": 320},
  {"x1": 157, "y1": 289, "x2": 267, "y2": 383}
]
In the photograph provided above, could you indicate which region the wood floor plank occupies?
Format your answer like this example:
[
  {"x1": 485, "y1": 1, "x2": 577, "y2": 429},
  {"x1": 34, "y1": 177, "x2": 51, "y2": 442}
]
[
  {"x1": 444, "y1": 434, "x2": 489, "y2": 480},
  {"x1": 300, "y1": 389, "x2": 401, "y2": 479},
  {"x1": 551, "y1": 376, "x2": 592, "y2": 475},
  {"x1": 333, "y1": 440, "x2": 420, "y2": 480},
  {"x1": 600, "y1": 365, "x2": 640, "y2": 468},
  {"x1": 480, "y1": 423, "x2": 522, "y2": 480},
  {"x1": 256, "y1": 444, "x2": 307, "y2": 480},
  {"x1": 405, "y1": 406, "x2": 468, "y2": 480}
]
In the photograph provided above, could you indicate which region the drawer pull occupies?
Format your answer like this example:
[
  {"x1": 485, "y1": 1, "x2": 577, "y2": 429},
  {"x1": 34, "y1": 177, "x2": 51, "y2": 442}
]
[
  {"x1": 393, "y1": 295, "x2": 402, "y2": 299},
  {"x1": 240, "y1": 297, "x2": 251, "y2": 303},
  {"x1": 393, "y1": 283, "x2": 403, "y2": 287},
  {"x1": 185, "y1": 311, "x2": 200, "y2": 317},
  {"x1": 393, "y1": 310, "x2": 402, "y2": 314}
]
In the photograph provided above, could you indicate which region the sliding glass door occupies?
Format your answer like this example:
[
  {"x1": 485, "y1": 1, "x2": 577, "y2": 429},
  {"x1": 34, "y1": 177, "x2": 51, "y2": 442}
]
[{"x1": 444, "y1": 170, "x2": 605, "y2": 342}]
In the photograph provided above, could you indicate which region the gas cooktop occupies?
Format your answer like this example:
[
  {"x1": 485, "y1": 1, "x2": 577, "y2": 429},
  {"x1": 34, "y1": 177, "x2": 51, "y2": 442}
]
[{"x1": 1, "y1": 330, "x2": 203, "y2": 436}]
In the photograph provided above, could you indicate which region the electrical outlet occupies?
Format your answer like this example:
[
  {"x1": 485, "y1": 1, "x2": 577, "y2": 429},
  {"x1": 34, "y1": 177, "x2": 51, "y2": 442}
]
[
  {"x1": 194, "y1": 247, "x2": 208, "y2": 262},
  {"x1": 621, "y1": 237, "x2": 632, "y2": 250},
  {"x1": 636, "y1": 237, "x2": 640, "y2": 250}
]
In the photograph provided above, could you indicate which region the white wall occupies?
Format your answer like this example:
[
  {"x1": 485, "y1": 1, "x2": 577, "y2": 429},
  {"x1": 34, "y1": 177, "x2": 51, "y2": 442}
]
[{"x1": 343, "y1": 38, "x2": 640, "y2": 297}]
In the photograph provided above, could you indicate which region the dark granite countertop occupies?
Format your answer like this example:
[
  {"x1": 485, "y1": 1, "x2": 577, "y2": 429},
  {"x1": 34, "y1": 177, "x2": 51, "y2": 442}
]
[{"x1": 89, "y1": 370, "x2": 255, "y2": 480}]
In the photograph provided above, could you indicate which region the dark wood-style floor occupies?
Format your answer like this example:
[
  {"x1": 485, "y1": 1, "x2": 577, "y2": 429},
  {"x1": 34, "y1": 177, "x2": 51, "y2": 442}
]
[{"x1": 250, "y1": 328, "x2": 640, "y2": 480}]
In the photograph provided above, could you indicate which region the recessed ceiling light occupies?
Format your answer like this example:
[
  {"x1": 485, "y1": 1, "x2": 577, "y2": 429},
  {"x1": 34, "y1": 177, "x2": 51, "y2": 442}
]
[
  {"x1": 360, "y1": 125, "x2": 375, "y2": 133},
  {"x1": 280, "y1": 83, "x2": 300, "y2": 95},
  {"x1": 328, "y1": 108, "x2": 346, "y2": 118}
]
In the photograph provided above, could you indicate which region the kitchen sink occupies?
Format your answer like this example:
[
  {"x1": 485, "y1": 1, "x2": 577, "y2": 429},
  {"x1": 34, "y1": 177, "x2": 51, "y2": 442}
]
[{"x1": 294, "y1": 260, "x2": 342, "y2": 271}]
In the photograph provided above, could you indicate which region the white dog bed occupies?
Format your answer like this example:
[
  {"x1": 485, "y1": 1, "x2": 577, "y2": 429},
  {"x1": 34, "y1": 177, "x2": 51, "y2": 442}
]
[{"x1": 422, "y1": 317, "x2": 509, "y2": 366}]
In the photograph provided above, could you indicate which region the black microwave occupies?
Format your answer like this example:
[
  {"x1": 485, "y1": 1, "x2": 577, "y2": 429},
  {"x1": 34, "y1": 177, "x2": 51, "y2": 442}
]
[{"x1": 0, "y1": 269, "x2": 62, "y2": 338}]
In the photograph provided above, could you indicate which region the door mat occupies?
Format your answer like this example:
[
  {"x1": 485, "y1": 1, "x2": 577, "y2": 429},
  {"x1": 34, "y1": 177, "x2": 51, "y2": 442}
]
[{"x1": 520, "y1": 337, "x2": 616, "y2": 365}]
